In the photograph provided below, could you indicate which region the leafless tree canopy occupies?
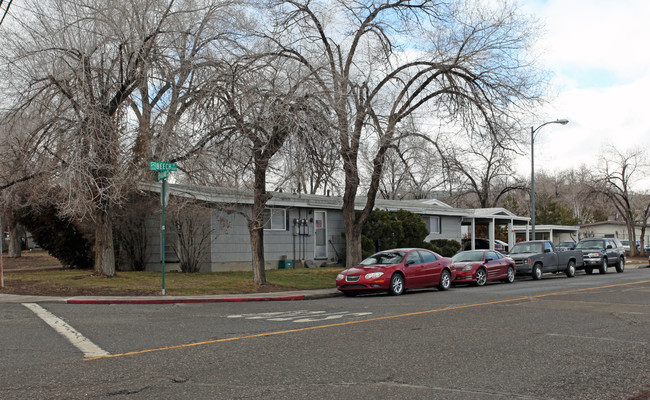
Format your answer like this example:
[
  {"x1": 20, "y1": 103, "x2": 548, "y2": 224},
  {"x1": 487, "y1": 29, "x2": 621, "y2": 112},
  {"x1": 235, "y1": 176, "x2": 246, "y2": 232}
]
[
  {"x1": 259, "y1": 0, "x2": 546, "y2": 265},
  {"x1": 0, "y1": 0, "x2": 553, "y2": 276}
]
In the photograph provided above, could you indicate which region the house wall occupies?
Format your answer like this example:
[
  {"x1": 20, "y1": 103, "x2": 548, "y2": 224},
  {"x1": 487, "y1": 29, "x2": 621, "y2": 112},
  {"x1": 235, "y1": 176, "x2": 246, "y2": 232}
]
[
  {"x1": 424, "y1": 215, "x2": 462, "y2": 243},
  {"x1": 205, "y1": 206, "x2": 346, "y2": 272},
  {"x1": 143, "y1": 202, "x2": 468, "y2": 272},
  {"x1": 580, "y1": 223, "x2": 650, "y2": 244}
]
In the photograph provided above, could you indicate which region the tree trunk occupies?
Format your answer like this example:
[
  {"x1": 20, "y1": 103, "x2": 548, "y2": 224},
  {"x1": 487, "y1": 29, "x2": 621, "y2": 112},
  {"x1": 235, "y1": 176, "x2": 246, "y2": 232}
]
[
  {"x1": 8, "y1": 221, "x2": 22, "y2": 258},
  {"x1": 250, "y1": 161, "x2": 269, "y2": 286},
  {"x1": 94, "y1": 209, "x2": 116, "y2": 277},
  {"x1": 249, "y1": 227, "x2": 266, "y2": 285}
]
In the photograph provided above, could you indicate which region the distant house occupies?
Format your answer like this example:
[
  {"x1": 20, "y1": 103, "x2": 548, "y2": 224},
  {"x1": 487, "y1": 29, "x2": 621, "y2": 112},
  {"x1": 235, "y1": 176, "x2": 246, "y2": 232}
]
[
  {"x1": 579, "y1": 221, "x2": 650, "y2": 244},
  {"x1": 139, "y1": 182, "x2": 530, "y2": 272}
]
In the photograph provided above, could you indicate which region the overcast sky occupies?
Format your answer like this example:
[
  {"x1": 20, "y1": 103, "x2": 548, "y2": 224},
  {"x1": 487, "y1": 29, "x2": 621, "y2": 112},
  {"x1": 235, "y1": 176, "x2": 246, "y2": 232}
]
[{"x1": 516, "y1": 0, "x2": 650, "y2": 183}]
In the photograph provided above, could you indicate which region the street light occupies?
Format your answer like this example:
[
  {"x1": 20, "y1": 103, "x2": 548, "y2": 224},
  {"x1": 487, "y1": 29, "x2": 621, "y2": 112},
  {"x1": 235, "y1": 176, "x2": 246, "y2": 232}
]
[{"x1": 531, "y1": 119, "x2": 569, "y2": 240}]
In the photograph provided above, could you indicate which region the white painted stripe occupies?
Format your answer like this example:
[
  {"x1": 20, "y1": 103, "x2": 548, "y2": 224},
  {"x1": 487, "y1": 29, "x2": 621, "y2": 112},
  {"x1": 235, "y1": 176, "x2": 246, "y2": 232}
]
[{"x1": 23, "y1": 303, "x2": 110, "y2": 358}]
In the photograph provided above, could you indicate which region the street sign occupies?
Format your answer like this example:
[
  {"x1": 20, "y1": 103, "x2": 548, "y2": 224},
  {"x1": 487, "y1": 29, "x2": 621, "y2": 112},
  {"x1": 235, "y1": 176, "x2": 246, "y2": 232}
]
[
  {"x1": 157, "y1": 171, "x2": 169, "y2": 180},
  {"x1": 149, "y1": 161, "x2": 177, "y2": 171}
]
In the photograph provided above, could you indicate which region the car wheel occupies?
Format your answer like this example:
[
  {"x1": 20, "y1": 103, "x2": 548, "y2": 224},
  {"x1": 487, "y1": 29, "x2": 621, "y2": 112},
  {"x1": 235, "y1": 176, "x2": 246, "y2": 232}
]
[
  {"x1": 599, "y1": 258, "x2": 608, "y2": 274},
  {"x1": 504, "y1": 266, "x2": 515, "y2": 283},
  {"x1": 565, "y1": 260, "x2": 576, "y2": 278},
  {"x1": 342, "y1": 291, "x2": 358, "y2": 297},
  {"x1": 438, "y1": 270, "x2": 451, "y2": 291},
  {"x1": 388, "y1": 273, "x2": 405, "y2": 296},
  {"x1": 475, "y1": 268, "x2": 487, "y2": 286},
  {"x1": 616, "y1": 258, "x2": 625, "y2": 273},
  {"x1": 585, "y1": 267, "x2": 593, "y2": 275},
  {"x1": 532, "y1": 263, "x2": 543, "y2": 280}
]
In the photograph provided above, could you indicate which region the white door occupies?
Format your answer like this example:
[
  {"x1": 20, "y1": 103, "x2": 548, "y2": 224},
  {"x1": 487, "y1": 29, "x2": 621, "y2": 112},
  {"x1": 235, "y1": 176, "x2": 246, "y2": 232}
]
[{"x1": 314, "y1": 211, "x2": 327, "y2": 259}]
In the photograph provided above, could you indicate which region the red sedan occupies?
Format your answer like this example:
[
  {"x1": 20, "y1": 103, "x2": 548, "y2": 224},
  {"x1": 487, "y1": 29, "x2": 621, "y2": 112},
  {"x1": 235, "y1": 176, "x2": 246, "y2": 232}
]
[
  {"x1": 451, "y1": 250, "x2": 516, "y2": 286},
  {"x1": 336, "y1": 248, "x2": 456, "y2": 296}
]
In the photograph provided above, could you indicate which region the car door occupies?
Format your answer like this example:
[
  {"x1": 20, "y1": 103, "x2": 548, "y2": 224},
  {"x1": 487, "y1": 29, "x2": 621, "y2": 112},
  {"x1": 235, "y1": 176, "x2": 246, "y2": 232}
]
[
  {"x1": 484, "y1": 251, "x2": 504, "y2": 280},
  {"x1": 605, "y1": 239, "x2": 618, "y2": 266},
  {"x1": 417, "y1": 250, "x2": 441, "y2": 285},
  {"x1": 403, "y1": 250, "x2": 424, "y2": 287},
  {"x1": 542, "y1": 241, "x2": 558, "y2": 271}
]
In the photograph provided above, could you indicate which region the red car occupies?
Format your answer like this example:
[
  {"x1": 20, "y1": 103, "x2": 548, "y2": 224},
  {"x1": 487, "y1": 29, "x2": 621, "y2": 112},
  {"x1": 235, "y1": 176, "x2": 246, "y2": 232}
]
[
  {"x1": 336, "y1": 248, "x2": 456, "y2": 296},
  {"x1": 451, "y1": 250, "x2": 516, "y2": 286}
]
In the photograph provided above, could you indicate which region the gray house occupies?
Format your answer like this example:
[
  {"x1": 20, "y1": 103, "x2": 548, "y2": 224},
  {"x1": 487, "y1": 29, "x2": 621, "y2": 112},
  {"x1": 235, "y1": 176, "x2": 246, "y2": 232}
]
[{"x1": 140, "y1": 182, "x2": 530, "y2": 272}]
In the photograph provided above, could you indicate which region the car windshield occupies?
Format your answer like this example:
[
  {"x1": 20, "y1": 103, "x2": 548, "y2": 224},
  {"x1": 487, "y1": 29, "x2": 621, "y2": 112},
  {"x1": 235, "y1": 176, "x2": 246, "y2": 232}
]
[
  {"x1": 452, "y1": 252, "x2": 485, "y2": 262},
  {"x1": 509, "y1": 243, "x2": 543, "y2": 255},
  {"x1": 576, "y1": 240, "x2": 604, "y2": 250},
  {"x1": 359, "y1": 252, "x2": 405, "y2": 265}
]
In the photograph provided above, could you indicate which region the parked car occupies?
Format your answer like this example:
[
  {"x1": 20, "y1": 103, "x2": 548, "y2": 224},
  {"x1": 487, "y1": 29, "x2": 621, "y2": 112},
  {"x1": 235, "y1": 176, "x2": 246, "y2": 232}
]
[
  {"x1": 451, "y1": 250, "x2": 515, "y2": 286},
  {"x1": 575, "y1": 238, "x2": 625, "y2": 274},
  {"x1": 336, "y1": 248, "x2": 456, "y2": 296},
  {"x1": 508, "y1": 240, "x2": 583, "y2": 280},
  {"x1": 556, "y1": 241, "x2": 576, "y2": 251},
  {"x1": 620, "y1": 240, "x2": 640, "y2": 253},
  {"x1": 461, "y1": 238, "x2": 508, "y2": 252},
  {"x1": 494, "y1": 240, "x2": 509, "y2": 253}
]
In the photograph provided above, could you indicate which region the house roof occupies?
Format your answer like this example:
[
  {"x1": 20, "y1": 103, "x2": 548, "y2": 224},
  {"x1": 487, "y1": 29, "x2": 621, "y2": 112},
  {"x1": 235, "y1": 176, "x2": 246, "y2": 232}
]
[{"x1": 139, "y1": 182, "x2": 527, "y2": 221}]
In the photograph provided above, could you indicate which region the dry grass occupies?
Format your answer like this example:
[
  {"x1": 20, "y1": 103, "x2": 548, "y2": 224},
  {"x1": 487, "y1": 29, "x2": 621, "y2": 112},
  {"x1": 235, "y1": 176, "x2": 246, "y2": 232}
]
[{"x1": 0, "y1": 250, "x2": 343, "y2": 296}]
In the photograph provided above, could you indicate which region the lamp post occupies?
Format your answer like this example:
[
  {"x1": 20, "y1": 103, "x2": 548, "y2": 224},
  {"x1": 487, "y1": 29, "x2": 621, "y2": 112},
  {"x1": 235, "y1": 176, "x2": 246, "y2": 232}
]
[{"x1": 531, "y1": 119, "x2": 569, "y2": 240}]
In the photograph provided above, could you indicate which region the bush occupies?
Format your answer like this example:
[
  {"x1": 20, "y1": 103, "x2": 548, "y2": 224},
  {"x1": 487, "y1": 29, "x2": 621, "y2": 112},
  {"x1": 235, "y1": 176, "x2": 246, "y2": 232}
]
[
  {"x1": 18, "y1": 204, "x2": 94, "y2": 268},
  {"x1": 429, "y1": 239, "x2": 461, "y2": 257},
  {"x1": 361, "y1": 209, "x2": 429, "y2": 256}
]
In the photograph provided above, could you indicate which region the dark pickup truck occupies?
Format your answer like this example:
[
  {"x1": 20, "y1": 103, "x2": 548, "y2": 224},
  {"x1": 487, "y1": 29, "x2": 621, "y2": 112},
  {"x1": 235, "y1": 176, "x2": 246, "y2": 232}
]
[{"x1": 508, "y1": 240, "x2": 584, "y2": 280}]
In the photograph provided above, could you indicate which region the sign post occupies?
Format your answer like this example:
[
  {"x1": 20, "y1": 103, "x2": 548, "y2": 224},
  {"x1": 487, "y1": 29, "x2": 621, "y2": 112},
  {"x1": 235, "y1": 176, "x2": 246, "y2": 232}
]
[{"x1": 149, "y1": 162, "x2": 177, "y2": 295}]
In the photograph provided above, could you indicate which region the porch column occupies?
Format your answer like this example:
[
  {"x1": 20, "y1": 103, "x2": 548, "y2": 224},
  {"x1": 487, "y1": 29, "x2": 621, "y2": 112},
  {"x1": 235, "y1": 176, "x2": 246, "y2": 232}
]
[
  {"x1": 508, "y1": 219, "x2": 514, "y2": 250},
  {"x1": 471, "y1": 218, "x2": 476, "y2": 250},
  {"x1": 489, "y1": 218, "x2": 495, "y2": 250}
]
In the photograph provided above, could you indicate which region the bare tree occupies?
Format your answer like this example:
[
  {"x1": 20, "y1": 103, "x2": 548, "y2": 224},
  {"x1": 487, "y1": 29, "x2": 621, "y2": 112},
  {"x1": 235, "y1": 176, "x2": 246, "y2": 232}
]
[
  {"x1": 0, "y1": 0, "x2": 251, "y2": 277},
  {"x1": 434, "y1": 127, "x2": 526, "y2": 208},
  {"x1": 198, "y1": 54, "x2": 325, "y2": 285},
  {"x1": 596, "y1": 147, "x2": 648, "y2": 257},
  {"x1": 264, "y1": 0, "x2": 545, "y2": 265},
  {"x1": 168, "y1": 201, "x2": 219, "y2": 273}
]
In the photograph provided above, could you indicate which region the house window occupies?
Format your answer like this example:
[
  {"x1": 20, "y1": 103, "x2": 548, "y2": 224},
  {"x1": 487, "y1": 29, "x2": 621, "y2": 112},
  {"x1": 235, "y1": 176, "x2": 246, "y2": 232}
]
[
  {"x1": 263, "y1": 208, "x2": 287, "y2": 230},
  {"x1": 429, "y1": 216, "x2": 441, "y2": 234}
]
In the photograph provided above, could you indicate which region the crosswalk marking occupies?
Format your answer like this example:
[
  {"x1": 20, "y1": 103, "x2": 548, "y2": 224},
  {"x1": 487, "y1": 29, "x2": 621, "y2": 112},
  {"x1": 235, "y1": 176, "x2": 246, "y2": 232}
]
[
  {"x1": 23, "y1": 303, "x2": 110, "y2": 358},
  {"x1": 227, "y1": 310, "x2": 372, "y2": 323}
]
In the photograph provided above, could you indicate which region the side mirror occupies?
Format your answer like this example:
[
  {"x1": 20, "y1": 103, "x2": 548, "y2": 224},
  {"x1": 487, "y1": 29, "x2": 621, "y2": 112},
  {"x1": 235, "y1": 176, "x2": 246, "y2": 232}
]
[
  {"x1": 544, "y1": 248, "x2": 551, "y2": 253},
  {"x1": 405, "y1": 259, "x2": 415, "y2": 266},
  {"x1": 485, "y1": 257, "x2": 493, "y2": 262}
]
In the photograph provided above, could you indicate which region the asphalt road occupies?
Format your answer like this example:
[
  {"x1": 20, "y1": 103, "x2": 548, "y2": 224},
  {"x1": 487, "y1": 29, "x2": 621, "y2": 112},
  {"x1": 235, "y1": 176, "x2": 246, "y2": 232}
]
[{"x1": 1, "y1": 269, "x2": 649, "y2": 399}]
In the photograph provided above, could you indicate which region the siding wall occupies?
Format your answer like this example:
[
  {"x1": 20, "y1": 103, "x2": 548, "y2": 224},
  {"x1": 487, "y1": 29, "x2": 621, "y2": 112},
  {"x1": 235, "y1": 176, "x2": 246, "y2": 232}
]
[
  {"x1": 424, "y1": 215, "x2": 462, "y2": 243},
  {"x1": 144, "y1": 203, "x2": 463, "y2": 272}
]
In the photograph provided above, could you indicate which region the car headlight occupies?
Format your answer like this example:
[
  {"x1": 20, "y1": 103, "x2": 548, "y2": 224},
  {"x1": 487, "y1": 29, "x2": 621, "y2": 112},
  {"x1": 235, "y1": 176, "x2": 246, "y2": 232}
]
[
  {"x1": 588, "y1": 253, "x2": 600, "y2": 257},
  {"x1": 336, "y1": 274, "x2": 344, "y2": 280},
  {"x1": 461, "y1": 265, "x2": 473, "y2": 271},
  {"x1": 365, "y1": 272, "x2": 384, "y2": 280}
]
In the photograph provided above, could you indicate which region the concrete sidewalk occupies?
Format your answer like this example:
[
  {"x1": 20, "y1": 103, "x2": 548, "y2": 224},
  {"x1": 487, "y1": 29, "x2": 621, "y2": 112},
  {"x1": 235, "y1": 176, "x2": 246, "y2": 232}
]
[{"x1": 0, "y1": 288, "x2": 342, "y2": 304}]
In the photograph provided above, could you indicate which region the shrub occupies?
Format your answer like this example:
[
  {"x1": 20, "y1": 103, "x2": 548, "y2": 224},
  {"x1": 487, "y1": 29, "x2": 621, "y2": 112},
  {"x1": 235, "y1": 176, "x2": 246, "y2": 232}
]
[
  {"x1": 429, "y1": 239, "x2": 461, "y2": 257},
  {"x1": 18, "y1": 204, "x2": 94, "y2": 268},
  {"x1": 361, "y1": 209, "x2": 429, "y2": 256}
]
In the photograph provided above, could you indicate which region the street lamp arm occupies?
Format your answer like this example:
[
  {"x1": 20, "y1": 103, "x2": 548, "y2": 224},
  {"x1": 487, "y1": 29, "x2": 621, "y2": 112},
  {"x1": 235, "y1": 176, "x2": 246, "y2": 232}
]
[{"x1": 532, "y1": 119, "x2": 569, "y2": 140}]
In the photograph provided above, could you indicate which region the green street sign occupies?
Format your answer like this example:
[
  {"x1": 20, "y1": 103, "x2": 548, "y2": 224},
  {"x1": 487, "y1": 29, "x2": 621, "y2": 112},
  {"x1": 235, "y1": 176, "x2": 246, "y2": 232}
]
[
  {"x1": 149, "y1": 161, "x2": 177, "y2": 171},
  {"x1": 158, "y1": 171, "x2": 169, "y2": 180}
]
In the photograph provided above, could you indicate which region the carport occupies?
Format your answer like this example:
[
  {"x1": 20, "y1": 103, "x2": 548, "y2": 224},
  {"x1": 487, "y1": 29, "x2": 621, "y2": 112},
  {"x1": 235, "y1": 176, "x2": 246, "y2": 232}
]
[
  {"x1": 461, "y1": 208, "x2": 530, "y2": 251},
  {"x1": 512, "y1": 224, "x2": 580, "y2": 243}
]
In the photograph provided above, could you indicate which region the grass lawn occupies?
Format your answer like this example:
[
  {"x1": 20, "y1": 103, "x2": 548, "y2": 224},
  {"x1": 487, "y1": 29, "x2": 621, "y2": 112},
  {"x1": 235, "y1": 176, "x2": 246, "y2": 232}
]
[{"x1": 1, "y1": 250, "x2": 343, "y2": 296}]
